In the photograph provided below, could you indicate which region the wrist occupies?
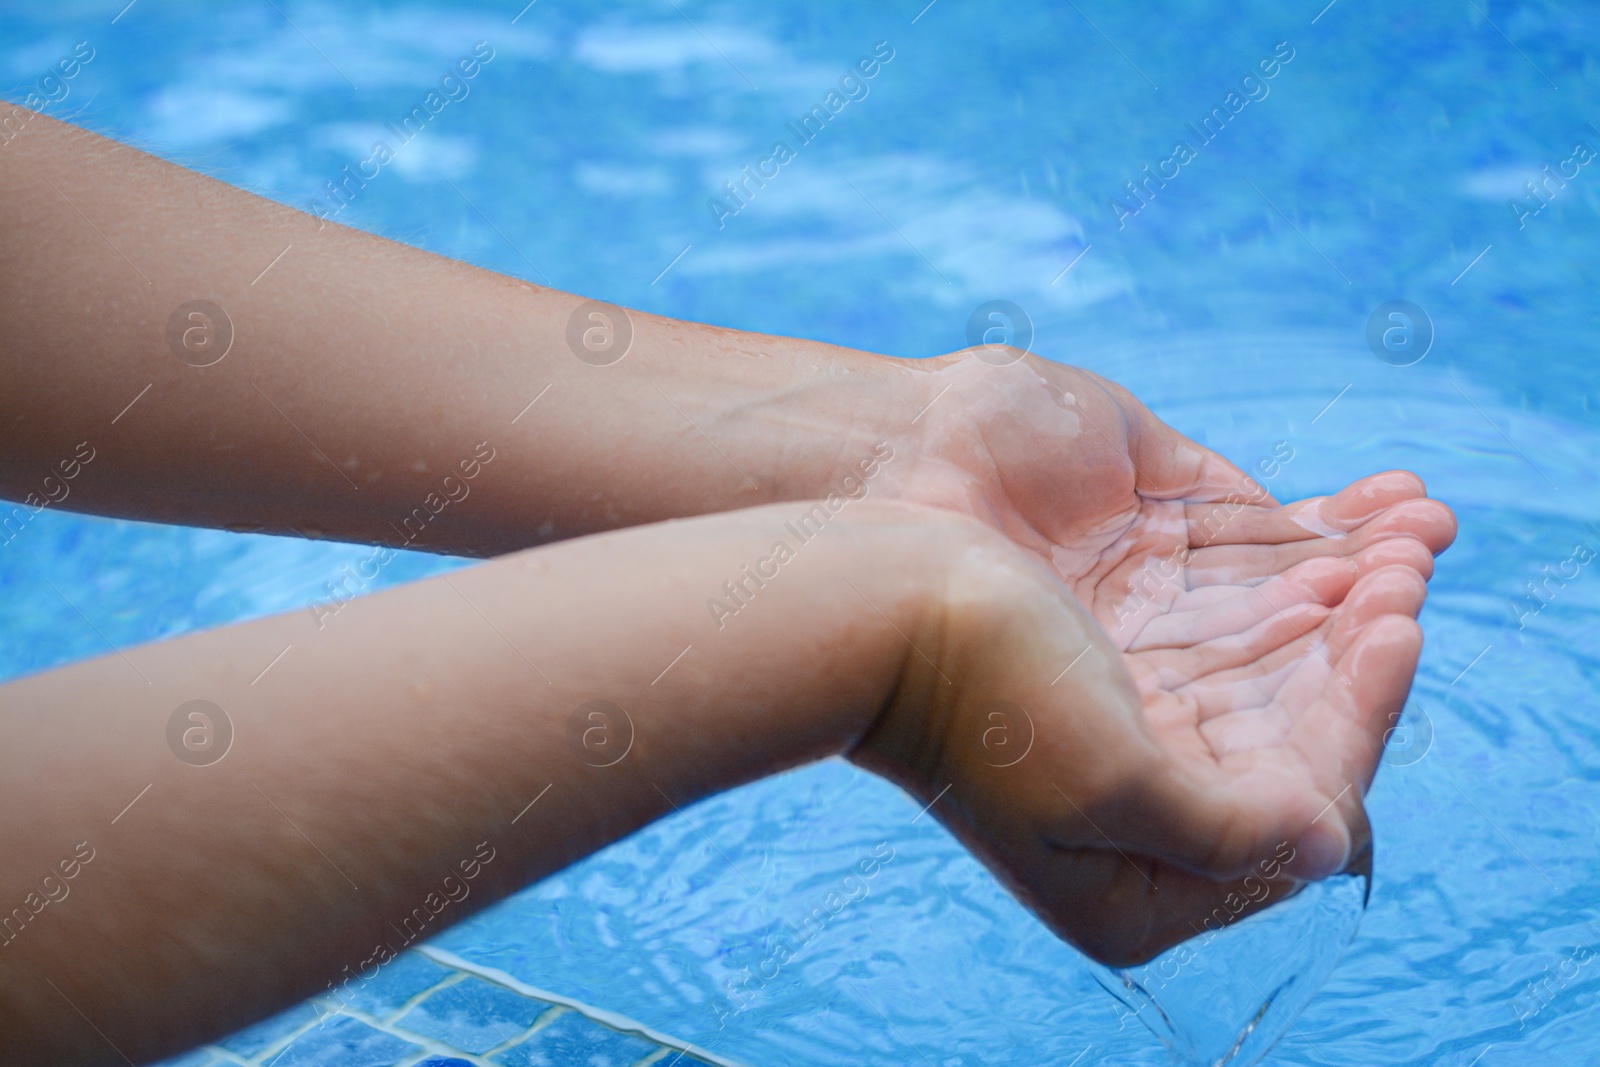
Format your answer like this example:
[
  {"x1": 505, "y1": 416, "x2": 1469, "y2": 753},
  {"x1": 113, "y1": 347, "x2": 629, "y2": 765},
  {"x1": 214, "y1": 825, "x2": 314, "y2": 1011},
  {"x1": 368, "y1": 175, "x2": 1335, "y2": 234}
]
[
  {"x1": 756, "y1": 345, "x2": 938, "y2": 507},
  {"x1": 848, "y1": 509, "x2": 1148, "y2": 824}
]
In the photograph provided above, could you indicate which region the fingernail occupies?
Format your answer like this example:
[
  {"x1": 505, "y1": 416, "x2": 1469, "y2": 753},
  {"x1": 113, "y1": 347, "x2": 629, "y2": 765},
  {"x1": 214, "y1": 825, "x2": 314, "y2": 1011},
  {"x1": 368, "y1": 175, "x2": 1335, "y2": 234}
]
[{"x1": 1285, "y1": 822, "x2": 1351, "y2": 881}]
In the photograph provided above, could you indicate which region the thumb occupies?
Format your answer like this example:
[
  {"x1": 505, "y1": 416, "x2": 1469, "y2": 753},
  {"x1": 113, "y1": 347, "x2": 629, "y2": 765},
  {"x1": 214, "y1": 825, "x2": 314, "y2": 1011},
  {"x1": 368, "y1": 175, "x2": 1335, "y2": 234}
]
[{"x1": 1087, "y1": 373, "x2": 1280, "y2": 506}]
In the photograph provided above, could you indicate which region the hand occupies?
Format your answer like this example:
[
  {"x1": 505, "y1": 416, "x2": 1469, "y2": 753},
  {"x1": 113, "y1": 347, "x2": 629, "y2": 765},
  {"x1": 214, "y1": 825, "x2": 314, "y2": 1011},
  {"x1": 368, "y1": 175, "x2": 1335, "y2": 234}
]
[
  {"x1": 854, "y1": 377, "x2": 1456, "y2": 964},
  {"x1": 888, "y1": 349, "x2": 1447, "y2": 579}
]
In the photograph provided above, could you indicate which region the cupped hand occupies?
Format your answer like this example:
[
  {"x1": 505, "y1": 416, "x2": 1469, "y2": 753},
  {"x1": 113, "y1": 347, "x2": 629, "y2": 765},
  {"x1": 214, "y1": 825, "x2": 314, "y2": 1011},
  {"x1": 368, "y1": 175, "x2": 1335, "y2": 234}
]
[
  {"x1": 854, "y1": 357, "x2": 1456, "y2": 964},
  {"x1": 888, "y1": 348, "x2": 1401, "y2": 583}
]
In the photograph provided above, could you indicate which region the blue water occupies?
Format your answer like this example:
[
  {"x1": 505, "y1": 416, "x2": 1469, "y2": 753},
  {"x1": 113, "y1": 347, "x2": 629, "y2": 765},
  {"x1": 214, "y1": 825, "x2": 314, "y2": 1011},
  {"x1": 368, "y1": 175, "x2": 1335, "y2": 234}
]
[{"x1": 4, "y1": 2, "x2": 1599, "y2": 1064}]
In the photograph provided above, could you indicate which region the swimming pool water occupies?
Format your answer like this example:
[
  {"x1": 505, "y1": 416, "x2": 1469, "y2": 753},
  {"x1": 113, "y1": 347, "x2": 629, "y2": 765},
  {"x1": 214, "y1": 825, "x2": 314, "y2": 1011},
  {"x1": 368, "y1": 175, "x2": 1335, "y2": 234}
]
[{"x1": 3, "y1": 2, "x2": 1599, "y2": 1064}]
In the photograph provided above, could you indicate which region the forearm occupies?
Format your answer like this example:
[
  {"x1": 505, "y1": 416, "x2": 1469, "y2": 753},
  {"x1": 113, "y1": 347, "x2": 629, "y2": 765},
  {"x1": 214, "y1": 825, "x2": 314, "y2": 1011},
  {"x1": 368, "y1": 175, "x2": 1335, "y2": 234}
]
[
  {"x1": 0, "y1": 111, "x2": 930, "y2": 554},
  {"x1": 0, "y1": 498, "x2": 973, "y2": 1065}
]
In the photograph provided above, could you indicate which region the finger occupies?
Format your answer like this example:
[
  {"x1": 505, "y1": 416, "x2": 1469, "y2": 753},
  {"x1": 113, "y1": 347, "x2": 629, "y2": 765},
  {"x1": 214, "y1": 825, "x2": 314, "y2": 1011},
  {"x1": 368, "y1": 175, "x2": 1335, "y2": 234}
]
[
  {"x1": 1224, "y1": 595, "x2": 1425, "y2": 867},
  {"x1": 1174, "y1": 555, "x2": 1425, "y2": 716},
  {"x1": 1088, "y1": 373, "x2": 1279, "y2": 507},
  {"x1": 1224, "y1": 563, "x2": 1426, "y2": 701},
  {"x1": 1101, "y1": 589, "x2": 1428, "y2": 888},
  {"x1": 1360, "y1": 497, "x2": 1457, "y2": 556},
  {"x1": 1185, "y1": 470, "x2": 1429, "y2": 548},
  {"x1": 1249, "y1": 615, "x2": 1420, "y2": 875},
  {"x1": 1269, "y1": 567, "x2": 1429, "y2": 714},
  {"x1": 1189, "y1": 564, "x2": 1427, "y2": 744},
  {"x1": 1326, "y1": 566, "x2": 1431, "y2": 646},
  {"x1": 1182, "y1": 498, "x2": 1457, "y2": 587},
  {"x1": 1352, "y1": 535, "x2": 1436, "y2": 580},
  {"x1": 1136, "y1": 601, "x2": 1333, "y2": 689},
  {"x1": 1183, "y1": 540, "x2": 1434, "y2": 631},
  {"x1": 1130, "y1": 556, "x2": 1358, "y2": 651},
  {"x1": 1288, "y1": 613, "x2": 1424, "y2": 795}
]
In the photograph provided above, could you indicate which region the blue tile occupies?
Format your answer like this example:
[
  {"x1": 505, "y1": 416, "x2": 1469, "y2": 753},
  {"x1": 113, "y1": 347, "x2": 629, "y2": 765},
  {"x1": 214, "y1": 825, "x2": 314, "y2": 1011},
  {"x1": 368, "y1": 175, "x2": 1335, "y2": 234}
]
[
  {"x1": 216, "y1": 1000, "x2": 319, "y2": 1058},
  {"x1": 395, "y1": 975, "x2": 551, "y2": 1054},
  {"x1": 491, "y1": 1012, "x2": 659, "y2": 1067},
  {"x1": 322, "y1": 952, "x2": 456, "y2": 1018},
  {"x1": 269, "y1": 1015, "x2": 419, "y2": 1067},
  {"x1": 643, "y1": 1054, "x2": 718, "y2": 1067}
]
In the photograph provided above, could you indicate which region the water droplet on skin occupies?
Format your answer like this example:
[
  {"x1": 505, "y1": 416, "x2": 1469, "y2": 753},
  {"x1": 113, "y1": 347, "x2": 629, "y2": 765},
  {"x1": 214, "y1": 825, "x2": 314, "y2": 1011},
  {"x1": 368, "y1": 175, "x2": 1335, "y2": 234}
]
[{"x1": 1288, "y1": 502, "x2": 1344, "y2": 539}]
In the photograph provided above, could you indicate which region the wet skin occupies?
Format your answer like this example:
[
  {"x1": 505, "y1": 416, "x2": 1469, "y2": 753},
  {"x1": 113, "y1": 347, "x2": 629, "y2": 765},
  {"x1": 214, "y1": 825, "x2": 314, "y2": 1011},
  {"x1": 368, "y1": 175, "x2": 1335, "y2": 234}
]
[{"x1": 0, "y1": 110, "x2": 1454, "y2": 1063}]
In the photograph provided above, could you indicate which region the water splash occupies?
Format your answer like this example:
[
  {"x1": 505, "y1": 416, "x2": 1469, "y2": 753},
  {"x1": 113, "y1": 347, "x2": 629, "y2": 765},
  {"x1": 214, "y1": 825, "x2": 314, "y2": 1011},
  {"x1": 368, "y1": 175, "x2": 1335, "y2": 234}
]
[{"x1": 1086, "y1": 850, "x2": 1372, "y2": 1066}]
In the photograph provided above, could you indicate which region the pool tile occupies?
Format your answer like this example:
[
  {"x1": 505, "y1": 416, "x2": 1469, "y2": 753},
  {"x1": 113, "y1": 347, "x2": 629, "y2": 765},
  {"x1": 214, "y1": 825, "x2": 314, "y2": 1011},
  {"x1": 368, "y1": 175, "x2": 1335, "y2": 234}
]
[
  {"x1": 395, "y1": 975, "x2": 552, "y2": 1053},
  {"x1": 268, "y1": 1014, "x2": 420, "y2": 1067},
  {"x1": 215, "y1": 1000, "x2": 318, "y2": 1058},
  {"x1": 324, "y1": 951, "x2": 456, "y2": 1018},
  {"x1": 491, "y1": 1011, "x2": 657, "y2": 1067},
  {"x1": 637, "y1": 1053, "x2": 718, "y2": 1067}
]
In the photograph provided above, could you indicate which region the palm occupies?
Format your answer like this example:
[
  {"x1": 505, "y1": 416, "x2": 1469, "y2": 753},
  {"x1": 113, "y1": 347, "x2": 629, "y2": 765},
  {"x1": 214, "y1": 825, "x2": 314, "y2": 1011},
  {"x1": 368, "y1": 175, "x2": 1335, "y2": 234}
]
[
  {"x1": 893, "y1": 355, "x2": 1455, "y2": 962},
  {"x1": 903, "y1": 357, "x2": 1453, "y2": 767},
  {"x1": 1100, "y1": 485, "x2": 1449, "y2": 808}
]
